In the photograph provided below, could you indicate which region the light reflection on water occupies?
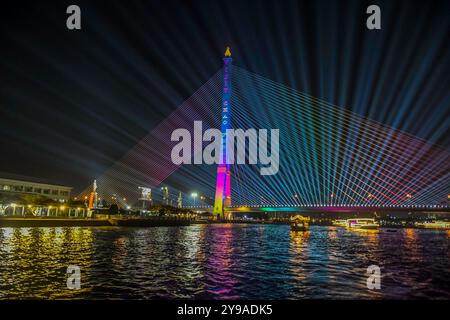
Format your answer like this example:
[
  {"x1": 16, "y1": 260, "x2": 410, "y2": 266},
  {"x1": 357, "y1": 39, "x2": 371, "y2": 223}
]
[
  {"x1": 0, "y1": 225, "x2": 449, "y2": 299},
  {"x1": 0, "y1": 227, "x2": 93, "y2": 299}
]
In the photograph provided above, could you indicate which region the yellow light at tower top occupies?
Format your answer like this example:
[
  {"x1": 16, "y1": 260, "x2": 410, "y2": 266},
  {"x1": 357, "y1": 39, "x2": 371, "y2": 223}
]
[{"x1": 224, "y1": 47, "x2": 231, "y2": 57}]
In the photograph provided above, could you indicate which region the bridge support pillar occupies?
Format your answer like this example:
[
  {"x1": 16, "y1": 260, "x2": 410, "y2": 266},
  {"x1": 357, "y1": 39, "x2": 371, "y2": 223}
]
[{"x1": 213, "y1": 47, "x2": 233, "y2": 220}]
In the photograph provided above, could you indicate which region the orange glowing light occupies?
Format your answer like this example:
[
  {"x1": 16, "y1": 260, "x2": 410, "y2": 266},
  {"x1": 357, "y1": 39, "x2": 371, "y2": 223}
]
[{"x1": 224, "y1": 47, "x2": 232, "y2": 57}]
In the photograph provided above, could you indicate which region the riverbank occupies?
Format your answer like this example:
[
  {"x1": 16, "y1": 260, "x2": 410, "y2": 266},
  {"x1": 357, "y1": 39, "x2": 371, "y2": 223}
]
[
  {"x1": 1, "y1": 217, "x2": 447, "y2": 229},
  {"x1": 0, "y1": 217, "x2": 290, "y2": 228},
  {"x1": 0, "y1": 217, "x2": 192, "y2": 228}
]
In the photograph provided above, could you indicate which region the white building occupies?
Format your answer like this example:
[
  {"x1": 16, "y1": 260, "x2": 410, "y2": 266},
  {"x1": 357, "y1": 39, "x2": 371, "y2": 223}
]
[{"x1": 0, "y1": 174, "x2": 72, "y2": 203}]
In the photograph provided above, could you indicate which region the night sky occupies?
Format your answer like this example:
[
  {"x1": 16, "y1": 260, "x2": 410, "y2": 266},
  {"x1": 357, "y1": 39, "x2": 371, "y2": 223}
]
[{"x1": 0, "y1": 0, "x2": 449, "y2": 192}]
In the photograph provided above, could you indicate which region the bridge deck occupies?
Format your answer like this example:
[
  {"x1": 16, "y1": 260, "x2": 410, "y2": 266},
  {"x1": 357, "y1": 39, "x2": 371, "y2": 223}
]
[{"x1": 186, "y1": 206, "x2": 450, "y2": 214}]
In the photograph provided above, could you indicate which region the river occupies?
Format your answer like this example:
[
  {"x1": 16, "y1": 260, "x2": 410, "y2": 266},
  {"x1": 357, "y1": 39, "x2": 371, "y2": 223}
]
[{"x1": 0, "y1": 224, "x2": 449, "y2": 299}]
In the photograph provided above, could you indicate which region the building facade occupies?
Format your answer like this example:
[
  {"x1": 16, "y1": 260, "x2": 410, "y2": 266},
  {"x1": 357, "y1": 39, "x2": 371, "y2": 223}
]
[{"x1": 0, "y1": 176, "x2": 72, "y2": 203}]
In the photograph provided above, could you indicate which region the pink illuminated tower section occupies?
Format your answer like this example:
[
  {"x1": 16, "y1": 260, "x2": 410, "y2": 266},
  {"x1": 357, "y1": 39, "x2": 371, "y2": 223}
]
[{"x1": 213, "y1": 47, "x2": 232, "y2": 219}]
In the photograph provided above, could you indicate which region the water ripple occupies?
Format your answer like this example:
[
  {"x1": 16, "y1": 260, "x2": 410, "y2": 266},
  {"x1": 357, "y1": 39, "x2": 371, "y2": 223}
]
[{"x1": 0, "y1": 225, "x2": 449, "y2": 299}]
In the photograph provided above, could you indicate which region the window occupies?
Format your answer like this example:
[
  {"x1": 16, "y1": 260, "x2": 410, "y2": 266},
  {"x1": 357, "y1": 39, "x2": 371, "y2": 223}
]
[
  {"x1": 25, "y1": 187, "x2": 33, "y2": 192},
  {"x1": 13, "y1": 185, "x2": 23, "y2": 192},
  {"x1": 34, "y1": 188, "x2": 42, "y2": 193},
  {"x1": 52, "y1": 190, "x2": 58, "y2": 195},
  {"x1": 60, "y1": 191, "x2": 69, "y2": 196},
  {"x1": 43, "y1": 189, "x2": 50, "y2": 195}
]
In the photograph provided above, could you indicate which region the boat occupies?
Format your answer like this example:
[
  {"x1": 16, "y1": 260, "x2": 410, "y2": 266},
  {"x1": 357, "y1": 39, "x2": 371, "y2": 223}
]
[
  {"x1": 332, "y1": 218, "x2": 379, "y2": 229},
  {"x1": 290, "y1": 215, "x2": 310, "y2": 231},
  {"x1": 333, "y1": 219, "x2": 348, "y2": 227},
  {"x1": 347, "y1": 218, "x2": 380, "y2": 230},
  {"x1": 415, "y1": 221, "x2": 450, "y2": 229}
]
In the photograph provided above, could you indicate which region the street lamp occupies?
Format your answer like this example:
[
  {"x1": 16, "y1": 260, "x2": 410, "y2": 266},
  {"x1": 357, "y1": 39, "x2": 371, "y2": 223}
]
[{"x1": 191, "y1": 193, "x2": 198, "y2": 206}]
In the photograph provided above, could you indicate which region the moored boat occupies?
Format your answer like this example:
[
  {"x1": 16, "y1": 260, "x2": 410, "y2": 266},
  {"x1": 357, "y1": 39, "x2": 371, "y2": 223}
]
[
  {"x1": 333, "y1": 219, "x2": 348, "y2": 227},
  {"x1": 290, "y1": 215, "x2": 310, "y2": 231},
  {"x1": 415, "y1": 220, "x2": 450, "y2": 229},
  {"x1": 347, "y1": 218, "x2": 380, "y2": 230}
]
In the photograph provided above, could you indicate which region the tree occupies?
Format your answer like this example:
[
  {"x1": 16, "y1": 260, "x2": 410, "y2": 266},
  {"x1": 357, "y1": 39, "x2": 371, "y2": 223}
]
[{"x1": 109, "y1": 204, "x2": 119, "y2": 215}]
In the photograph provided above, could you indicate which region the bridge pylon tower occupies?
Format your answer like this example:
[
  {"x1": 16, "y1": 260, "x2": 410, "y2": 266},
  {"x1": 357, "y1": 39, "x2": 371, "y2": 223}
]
[{"x1": 213, "y1": 47, "x2": 233, "y2": 220}]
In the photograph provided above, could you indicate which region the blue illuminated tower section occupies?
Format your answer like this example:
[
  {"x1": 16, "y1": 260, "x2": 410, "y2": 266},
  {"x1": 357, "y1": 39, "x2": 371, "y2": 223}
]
[{"x1": 213, "y1": 47, "x2": 232, "y2": 219}]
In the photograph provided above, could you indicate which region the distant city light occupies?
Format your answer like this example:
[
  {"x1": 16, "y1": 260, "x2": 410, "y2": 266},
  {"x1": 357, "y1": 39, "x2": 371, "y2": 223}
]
[{"x1": 191, "y1": 193, "x2": 198, "y2": 206}]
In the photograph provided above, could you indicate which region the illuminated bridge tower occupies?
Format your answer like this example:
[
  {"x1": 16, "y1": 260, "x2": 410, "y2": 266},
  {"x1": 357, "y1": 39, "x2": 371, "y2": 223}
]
[{"x1": 213, "y1": 47, "x2": 232, "y2": 219}]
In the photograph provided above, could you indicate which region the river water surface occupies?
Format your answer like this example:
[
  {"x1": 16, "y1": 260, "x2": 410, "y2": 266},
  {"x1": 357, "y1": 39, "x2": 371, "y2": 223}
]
[{"x1": 0, "y1": 224, "x2": 449, "y2": 299}]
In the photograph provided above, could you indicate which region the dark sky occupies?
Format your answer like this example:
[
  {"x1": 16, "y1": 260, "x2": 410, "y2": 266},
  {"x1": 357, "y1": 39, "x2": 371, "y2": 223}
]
[{"x1": 0, "y1": 0, "x2": 449, "y2": 192}]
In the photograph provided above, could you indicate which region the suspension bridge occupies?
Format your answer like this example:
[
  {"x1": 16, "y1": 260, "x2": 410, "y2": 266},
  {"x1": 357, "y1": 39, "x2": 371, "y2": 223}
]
[{"x1": 84, "y1": 48, "x2": 450, "y2": 217}]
